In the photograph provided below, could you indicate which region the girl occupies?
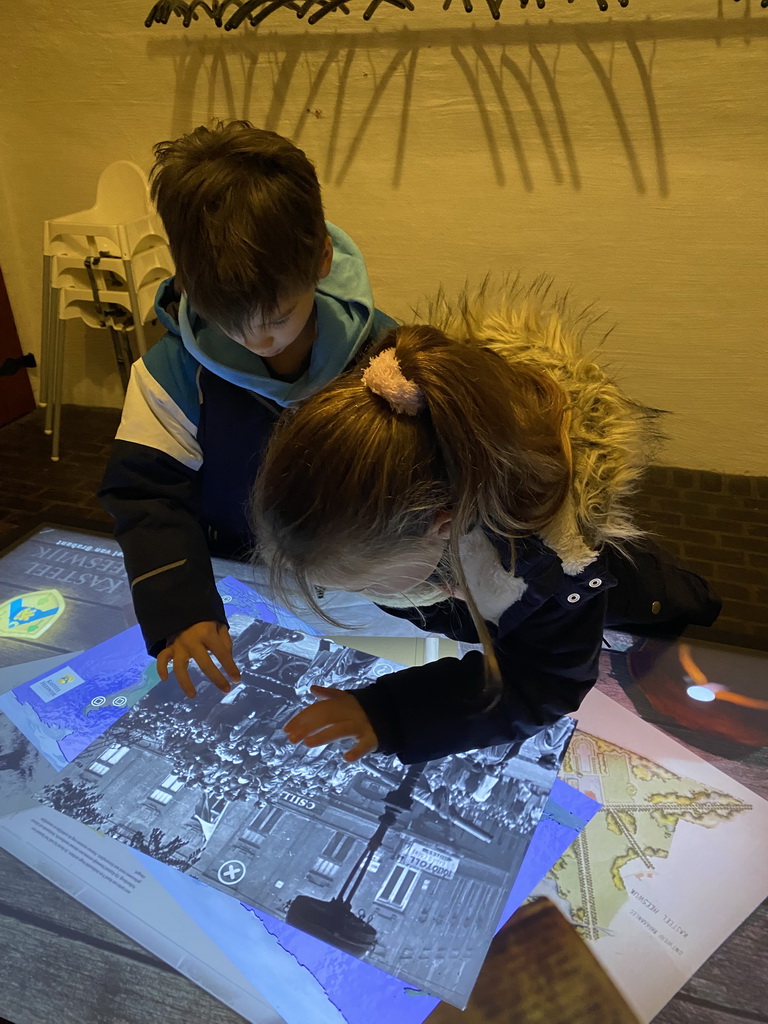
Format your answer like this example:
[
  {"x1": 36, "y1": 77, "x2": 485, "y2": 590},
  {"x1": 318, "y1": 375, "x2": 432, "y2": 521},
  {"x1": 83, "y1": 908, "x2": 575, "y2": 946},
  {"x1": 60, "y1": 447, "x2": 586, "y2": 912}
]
[{"x1": 250, "y1": 284, "x2": 721, "y2": 765}]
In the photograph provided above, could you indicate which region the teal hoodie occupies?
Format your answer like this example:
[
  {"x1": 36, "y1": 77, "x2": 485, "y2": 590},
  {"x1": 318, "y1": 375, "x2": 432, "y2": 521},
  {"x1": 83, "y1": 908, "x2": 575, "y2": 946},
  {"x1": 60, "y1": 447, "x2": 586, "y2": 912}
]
[
  {"x1": 106, "y1": 220, "x2": 397, "y2": 652},
  {"x1": 176, "y1": 221, "x2": 395, "y2": 407}
]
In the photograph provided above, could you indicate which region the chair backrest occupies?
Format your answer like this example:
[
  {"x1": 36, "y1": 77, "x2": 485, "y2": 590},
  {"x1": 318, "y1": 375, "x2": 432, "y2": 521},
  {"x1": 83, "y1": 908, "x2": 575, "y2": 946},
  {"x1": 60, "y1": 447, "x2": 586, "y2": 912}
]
[
  {"x1": 93, "y1": 161, "x2": 152, "y2": 223},
  {"x1": 44, "y1": 161, "x2": 166, "y2": 259}
]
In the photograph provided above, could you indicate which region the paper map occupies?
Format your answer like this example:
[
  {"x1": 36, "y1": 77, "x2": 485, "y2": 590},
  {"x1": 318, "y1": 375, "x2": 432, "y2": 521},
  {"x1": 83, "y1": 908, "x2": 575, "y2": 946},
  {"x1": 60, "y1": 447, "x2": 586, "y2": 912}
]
[{"x1": 533, "y1": 687, "x2": 768, "y2": 1021}]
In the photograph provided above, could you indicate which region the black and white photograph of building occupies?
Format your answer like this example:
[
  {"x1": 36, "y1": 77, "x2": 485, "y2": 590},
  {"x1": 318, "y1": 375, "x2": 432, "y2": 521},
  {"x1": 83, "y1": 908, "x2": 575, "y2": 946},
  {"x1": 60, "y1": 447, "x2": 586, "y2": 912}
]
[{"x1": 38, "y1": 617, "x2": 574, "y2": 1007}]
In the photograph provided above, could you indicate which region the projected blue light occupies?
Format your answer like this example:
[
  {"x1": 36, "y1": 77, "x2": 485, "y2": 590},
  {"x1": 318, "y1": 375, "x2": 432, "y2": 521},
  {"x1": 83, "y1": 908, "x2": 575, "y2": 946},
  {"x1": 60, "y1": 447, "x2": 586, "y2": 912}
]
[{"x1": 687, "y1": 685, "x2": 716, "y2": 703}]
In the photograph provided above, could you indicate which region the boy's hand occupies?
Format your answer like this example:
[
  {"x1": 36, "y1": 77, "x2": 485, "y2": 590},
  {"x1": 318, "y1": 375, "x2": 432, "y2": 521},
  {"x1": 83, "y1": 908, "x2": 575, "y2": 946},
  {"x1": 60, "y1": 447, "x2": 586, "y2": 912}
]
[
  {"x1": 284, "y1": 686, "x2": 378, "y2": 762},
  {"x1": 157, "y1": 621, "x2": 241, "y2": 699}
]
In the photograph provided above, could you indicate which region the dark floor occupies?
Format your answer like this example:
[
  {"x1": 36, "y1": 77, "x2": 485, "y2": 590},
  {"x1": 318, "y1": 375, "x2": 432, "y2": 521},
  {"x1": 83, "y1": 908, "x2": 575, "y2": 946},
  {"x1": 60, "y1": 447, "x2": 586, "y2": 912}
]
[
  {"x1": 1, "y1": 405, "x2": 766, "y2": 650},
  {"x1": 0, "y1": 405, "x2": 119, "y2": 545}
]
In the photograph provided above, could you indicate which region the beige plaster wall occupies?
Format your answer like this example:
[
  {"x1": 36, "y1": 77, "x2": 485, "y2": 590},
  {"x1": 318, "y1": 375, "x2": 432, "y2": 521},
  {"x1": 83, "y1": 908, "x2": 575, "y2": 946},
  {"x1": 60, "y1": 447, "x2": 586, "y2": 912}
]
[{"x1": 0, "y1": 0, "x2": 766, "y2": 471}]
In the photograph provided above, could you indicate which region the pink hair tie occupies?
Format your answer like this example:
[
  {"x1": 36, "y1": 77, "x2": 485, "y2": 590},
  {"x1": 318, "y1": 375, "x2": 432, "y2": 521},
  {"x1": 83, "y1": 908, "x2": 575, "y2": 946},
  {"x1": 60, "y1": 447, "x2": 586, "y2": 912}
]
[{"x1": 361, "y1": 348, "x2": 425, "y2": 416}]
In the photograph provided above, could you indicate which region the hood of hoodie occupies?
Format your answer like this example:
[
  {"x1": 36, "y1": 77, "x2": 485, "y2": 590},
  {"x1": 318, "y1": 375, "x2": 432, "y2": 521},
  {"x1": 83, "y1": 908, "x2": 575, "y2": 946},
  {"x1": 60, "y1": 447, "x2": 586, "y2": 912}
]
[{"x1": 175, "y1": 222, "x2": 378, "y2": 407}]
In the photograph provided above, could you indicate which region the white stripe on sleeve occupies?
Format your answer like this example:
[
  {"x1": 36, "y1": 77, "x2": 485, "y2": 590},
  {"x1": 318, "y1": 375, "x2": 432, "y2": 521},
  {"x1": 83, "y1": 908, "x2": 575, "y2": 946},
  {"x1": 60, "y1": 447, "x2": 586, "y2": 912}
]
[{"x1": 116, "y1": 360, "x2": 203, "y2": 470}]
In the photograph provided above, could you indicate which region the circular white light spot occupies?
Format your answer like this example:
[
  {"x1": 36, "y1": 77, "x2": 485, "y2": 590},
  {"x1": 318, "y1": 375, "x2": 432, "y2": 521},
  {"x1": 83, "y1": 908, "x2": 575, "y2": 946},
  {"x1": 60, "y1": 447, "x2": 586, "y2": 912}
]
[{"x1": 687, "y1": 685, "x2": 715, "y2": 702}]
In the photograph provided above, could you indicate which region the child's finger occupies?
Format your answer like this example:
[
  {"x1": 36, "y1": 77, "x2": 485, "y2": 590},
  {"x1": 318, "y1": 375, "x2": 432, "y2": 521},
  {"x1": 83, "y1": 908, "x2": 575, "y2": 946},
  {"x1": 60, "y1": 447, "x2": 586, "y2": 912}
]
[
  {"x1": 343, "y1": 736, "x2": 377, "y2": 762},
  {"x1": 284, "y1": 699, "x2": 340, "y2": 736},
  {"x1": 309, "y1": 685, "x2": 341, "y2": 699},
  {"x1": 285, "y1": 714, "x2": 347, "y2": 744},
  {"x1": 194, "y1": 648, "x2": 233, "y2": 694},
  {"x1": 284, "y1": 705, "x2": 356, "y2": 743},
  {"x1": 157, "y1": 648, "x2": 172, "y2": 682},
  {"x1": 172, "y1": 659, "x2": 197, "y2": 699},
  {"x1": 213, "y1": 627, "x2": 241, "y2": 683},
  {"x1": 283, "y1": 704, "x2": 318, "y2": 735}
]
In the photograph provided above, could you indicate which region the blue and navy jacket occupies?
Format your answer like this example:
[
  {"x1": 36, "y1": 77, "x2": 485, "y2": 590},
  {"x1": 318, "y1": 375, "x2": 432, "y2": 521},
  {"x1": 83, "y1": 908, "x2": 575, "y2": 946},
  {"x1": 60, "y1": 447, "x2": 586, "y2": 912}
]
[{"x1": 99, "y1": 224, "x2": 395, "y2": 656}]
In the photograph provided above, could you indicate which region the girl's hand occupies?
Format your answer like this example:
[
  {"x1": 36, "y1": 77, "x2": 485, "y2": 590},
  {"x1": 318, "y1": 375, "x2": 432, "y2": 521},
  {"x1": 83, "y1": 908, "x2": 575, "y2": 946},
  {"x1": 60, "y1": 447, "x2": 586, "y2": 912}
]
[
  {"x1": 157, "y1": 621, "x2": 240, "y2": 698},
  {"x1": 284, "y1": 686, "x2": 378, "y2": 762}
]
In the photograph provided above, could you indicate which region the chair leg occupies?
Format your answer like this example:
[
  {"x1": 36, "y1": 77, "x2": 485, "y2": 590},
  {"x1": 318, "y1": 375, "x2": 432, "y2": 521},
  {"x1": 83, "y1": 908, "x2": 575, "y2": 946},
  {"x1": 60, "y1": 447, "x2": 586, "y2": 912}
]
[
  {"x1": 123, "y1": 258, "x2": 147, "y2": 356},
  {"x1": 107, "y1": 323, "x2": 132, "y2": 392},
  {"x1": 39, "y1": 254, "x2": 53, "y2": 408},
  {"x1": 44, "y1": 288, "x2": 61, "y2": 435},
  {"x1": 50, "y1": 315, "x2": 66, "y2": 462},
  {"x1": 118, "y1": 326, "x2": 135, "y2": 390}
]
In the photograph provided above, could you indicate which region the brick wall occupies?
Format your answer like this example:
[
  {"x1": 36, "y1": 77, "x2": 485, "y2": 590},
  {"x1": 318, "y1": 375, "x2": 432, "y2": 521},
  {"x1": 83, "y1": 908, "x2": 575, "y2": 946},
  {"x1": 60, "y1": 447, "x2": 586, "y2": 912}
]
[{"x1": 634, "y1": 467, "x2": 768, "y2": 651}]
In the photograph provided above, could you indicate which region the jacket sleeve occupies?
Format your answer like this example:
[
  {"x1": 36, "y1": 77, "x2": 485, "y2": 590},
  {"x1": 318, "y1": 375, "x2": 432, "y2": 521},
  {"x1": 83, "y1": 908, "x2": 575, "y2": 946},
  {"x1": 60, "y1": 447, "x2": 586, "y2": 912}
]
[
  {"x1": 354, "y1": 590, "x2": 607, "y2": 764},
  {"x1": 98, "y1": 334, "x2": 225, "y2": 657},
  {"x1": 604, "y1": 539, "x2": 722, "y2": 633}
]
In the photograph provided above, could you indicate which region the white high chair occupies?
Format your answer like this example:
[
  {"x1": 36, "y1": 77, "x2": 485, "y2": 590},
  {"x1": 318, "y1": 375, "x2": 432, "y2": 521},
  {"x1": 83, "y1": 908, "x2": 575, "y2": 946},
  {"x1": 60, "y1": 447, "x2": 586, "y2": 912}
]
[{"x1": 39, "y1": 161, "x2": 173, "y2": 460}]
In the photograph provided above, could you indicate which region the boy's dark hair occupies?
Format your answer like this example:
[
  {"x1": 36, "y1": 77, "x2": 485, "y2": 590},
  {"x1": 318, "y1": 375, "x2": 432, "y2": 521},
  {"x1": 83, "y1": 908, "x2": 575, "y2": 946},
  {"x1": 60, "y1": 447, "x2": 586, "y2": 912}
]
[{"x1": 150, "y1": 120, "x2": 327, "y2": 335}]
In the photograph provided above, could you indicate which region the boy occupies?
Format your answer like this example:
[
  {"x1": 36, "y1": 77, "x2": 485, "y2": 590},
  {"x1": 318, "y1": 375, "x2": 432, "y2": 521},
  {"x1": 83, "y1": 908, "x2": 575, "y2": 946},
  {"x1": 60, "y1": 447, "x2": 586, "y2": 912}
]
[{"x1": 99, "y1": 121, "x2": 396, "y2": 698}]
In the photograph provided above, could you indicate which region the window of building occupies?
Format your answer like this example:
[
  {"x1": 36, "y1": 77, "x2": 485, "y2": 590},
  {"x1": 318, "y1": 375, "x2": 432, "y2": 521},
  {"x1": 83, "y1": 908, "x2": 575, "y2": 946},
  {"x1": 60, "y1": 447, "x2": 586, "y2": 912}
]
[
  {"x1": 241, "y1": 806, "x2": 283, "y2": 847},
  {"x1": 149, "y1": 789, "x2": 173, "y2": 805},
  {"x1": 87, "y1": 744, "x2": 130, "y2": 776},
  {"x1": 311, "y1": 857, "x2": 341, "y2": 881},
  {"x1": 322, "y1": 832, "x2": 356, "y2": 864},
  {"x1": 101, "y1": 744, "x2": 129, "y2": 765},
  {"x1": 375, "y1": 864, "x2": 420, "y2": 910},
  {"x1": 148, "y1": 771, "x2": 186, "y2": 805},
  {"x1": 208, "y1": 795, "x2": 229, "y2": 821},
  {"x1": 309, "y1": 831, "x2": 357, "y2": 882},
  {"x1": 109, "y1": 823, "x2": 138, "y2": 842}
]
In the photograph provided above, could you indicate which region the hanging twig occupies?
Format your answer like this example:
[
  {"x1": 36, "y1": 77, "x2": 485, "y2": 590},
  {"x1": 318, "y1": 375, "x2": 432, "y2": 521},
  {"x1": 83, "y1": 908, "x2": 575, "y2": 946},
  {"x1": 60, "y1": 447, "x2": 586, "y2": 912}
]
[{"x1": 144, "y1": 0, "x2": 765, "y2": 28}]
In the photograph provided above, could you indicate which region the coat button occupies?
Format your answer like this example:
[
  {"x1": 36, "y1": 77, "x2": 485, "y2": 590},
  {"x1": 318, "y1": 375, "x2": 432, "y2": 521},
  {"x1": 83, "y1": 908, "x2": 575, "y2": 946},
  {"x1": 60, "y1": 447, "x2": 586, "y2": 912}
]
[
  {"x1": 588, "y1": 578, "x2": 602, "y2": 588},
  {"x1": 651, "y1": 600, "x2": 662, "y2": 614},
  {"x1": 567, "y1": 593, "x2": 581, "y2": 603}
]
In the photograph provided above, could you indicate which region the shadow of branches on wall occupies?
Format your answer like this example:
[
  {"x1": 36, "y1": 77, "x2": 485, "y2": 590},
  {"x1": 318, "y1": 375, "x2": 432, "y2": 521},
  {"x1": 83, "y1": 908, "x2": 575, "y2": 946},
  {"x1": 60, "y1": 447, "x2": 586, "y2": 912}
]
[{"x1": 151, "y1": 13, "x2": 767, "y2": 193}]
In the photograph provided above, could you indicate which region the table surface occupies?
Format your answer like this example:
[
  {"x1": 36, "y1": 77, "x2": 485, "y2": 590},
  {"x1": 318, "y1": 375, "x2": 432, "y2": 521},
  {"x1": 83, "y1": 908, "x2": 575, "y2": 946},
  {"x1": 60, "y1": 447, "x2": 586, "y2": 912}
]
[{"x1": 0, "y1": 557, "x2": 766, "y2": 1024}]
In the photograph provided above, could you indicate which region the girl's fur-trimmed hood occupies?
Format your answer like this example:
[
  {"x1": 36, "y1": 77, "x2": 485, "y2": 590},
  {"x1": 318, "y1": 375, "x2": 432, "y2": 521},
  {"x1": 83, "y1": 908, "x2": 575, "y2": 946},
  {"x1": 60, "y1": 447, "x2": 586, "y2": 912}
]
[{"x1": 419, "y1": 278, "x2": 664, "y2": 576}]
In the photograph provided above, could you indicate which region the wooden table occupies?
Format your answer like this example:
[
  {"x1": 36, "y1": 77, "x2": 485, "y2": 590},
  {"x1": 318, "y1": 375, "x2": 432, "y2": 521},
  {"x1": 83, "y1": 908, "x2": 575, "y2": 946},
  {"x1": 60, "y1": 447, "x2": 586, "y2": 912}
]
[{"x1": 1, "y1": 643, "x2": 766, "y2": 1024}]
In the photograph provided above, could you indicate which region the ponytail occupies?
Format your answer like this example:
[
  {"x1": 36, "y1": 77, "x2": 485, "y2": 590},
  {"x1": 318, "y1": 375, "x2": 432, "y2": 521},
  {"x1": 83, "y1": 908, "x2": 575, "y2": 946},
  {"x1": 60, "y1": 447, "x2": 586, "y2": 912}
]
[{"x1": 380, "y1": 326, "x2": 571, "y2": 692}]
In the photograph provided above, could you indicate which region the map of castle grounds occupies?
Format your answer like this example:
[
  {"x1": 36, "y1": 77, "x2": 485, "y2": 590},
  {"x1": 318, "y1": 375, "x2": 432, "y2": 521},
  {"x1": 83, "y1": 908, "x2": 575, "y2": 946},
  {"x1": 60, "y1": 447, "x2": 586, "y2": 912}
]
[
  {"x1": 533, "y1": 688, "x2": 768, "y2": 1022},
  {"x1": 545, "y1": 731, "x2": 749, "y2": 941}
]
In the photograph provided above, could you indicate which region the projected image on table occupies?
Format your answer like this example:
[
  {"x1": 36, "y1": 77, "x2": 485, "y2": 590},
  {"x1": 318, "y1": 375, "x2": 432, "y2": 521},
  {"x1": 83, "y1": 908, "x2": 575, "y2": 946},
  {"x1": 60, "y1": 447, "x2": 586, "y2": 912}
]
[
  {"x1": 0, "y1": 525, "x2": 299, "y2": 670},
  {"x1": 37, "y1": 615, "x2": 574, "y2": 1008},
  {"x1": 0, "y1": 528, "x2": 135, "y2": 667},
  {"x1": 0, "y1": 576, "x2": 315, "y2": 774}
]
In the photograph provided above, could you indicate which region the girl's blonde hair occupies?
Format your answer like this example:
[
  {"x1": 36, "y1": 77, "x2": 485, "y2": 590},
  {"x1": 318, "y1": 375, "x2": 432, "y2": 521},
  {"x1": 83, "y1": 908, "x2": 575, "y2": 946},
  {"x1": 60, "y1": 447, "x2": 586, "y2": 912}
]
[{"x1": 251, "y1": 281, "x2": 660, "y2": 689}]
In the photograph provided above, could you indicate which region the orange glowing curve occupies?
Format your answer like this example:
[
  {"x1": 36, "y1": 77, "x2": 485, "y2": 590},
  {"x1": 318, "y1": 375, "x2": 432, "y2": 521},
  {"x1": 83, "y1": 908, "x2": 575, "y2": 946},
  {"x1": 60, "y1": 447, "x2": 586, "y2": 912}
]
[
  {"x1": 679, "y1": 643, "x2": 768, "y2": 711},
  {"x1": 678, "y1": 644, "x2": 709, "y2": 685},
  {"x1": 713, "y1": 691, "x2": 768, "y2": 710}
]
